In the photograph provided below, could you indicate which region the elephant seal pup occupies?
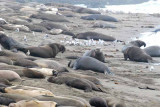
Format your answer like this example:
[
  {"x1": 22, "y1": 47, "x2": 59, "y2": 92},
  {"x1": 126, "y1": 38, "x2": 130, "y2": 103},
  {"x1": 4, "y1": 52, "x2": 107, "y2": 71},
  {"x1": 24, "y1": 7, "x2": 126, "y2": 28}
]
[
  {"x1": 89, "y1": 97, "x2": 108, "y2": 107},
  {"x1": 34, "y1": 59, "x2": 69, "y2": 73},
  {"x1": 3, "y1": 85, "x2": 54, "y2": 97},
  {"x1": 18, "y1": 43, "x2": 65, "y2": 58},
  {"x1": 0, "y1": 96, "x2": 15, "y2": 106},
  {"x1": 74, "y1": 32, "x2": 116, "y2": 41},
  {"x1": 22, "y1": 68, "x2": 45, "y2": 78},
  {"x1": 83, "y1": 49, "x2": 105, "y2": 62},
  {"x1": 9, "y1": 100, "x2": 57, "y2": 107},
  {"x1": 0, "y1": 70, "x2": 21, "y2": 81},
  {"x1": 68, "y1": 56, "x2": 112, "y2": 75},
  {"x1": 48, "y1": 76, "x2": 105, "y2": 92},
  {"x1": 0, "y1": 32, "x2": 25, "y2": 50},
  {"x1": 144, "y1": 46, "x2": 160, "y2": 57},
  {"x1": 123, "y1": 46, "x2": 152, "y2": 62},
  {"x1": 35, "y1": 95, "x2": 91, "y2": 107},
  {"x1": 81, "y1": 14, "x2": 118, "y2": 22}
]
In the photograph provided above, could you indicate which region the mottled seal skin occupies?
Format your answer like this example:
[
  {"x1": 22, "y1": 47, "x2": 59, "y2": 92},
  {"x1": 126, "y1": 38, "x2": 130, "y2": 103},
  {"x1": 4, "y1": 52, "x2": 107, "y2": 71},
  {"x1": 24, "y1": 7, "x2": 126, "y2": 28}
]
[
  {"x1": 48, "y1": 76, "x2": 104, "y2": 92},
  {"x1": 9, "y1": 100, "x2": 57, "y2": 107},
  {"x1": 18, "y1": 43, "x2": 65, "y2": 58},
  {"x1": 89, "y1": 97, "x2": 108, "y2": 107},
  {"x1": 73, "y1": 7, "x2": 100, "y2": 14},
  {"x1": 83, "y1": 49, "x2": 105, "y2": 63},
  {"x1": 143, "y1": 46, "x2": 160, "y2": 57},
  {"x1": 0, "y1": 96, "x2": 15, "y2": 106},
  {"x1": 68, "y1": 56, "x2": 112, "y2": 75},
  {"x1": 35, "y1": 95, "x2": 90, "y2": 107},
  {"x1": 0, "y1": 32, "x2": 25, "y2": 50},
  {"x1": 81, "y1": 14, "x2": 118, "y2": 22},
  {"x1": 74, "y1": 32, "x2": 116, "y2": 41},
  {"x1": 123, "y1": 46, "x2": 152, "y2": 62},
  {"x1": 30, "y1": 13, "x2": 69, "y2": 22}
]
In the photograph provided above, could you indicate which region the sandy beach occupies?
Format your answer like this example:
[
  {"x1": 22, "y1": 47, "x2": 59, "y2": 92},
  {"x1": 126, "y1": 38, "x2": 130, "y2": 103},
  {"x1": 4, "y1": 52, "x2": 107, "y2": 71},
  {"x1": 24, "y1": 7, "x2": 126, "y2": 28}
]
[{"x1": 0, "y1": 0, "x2": 160, "y2": 107}]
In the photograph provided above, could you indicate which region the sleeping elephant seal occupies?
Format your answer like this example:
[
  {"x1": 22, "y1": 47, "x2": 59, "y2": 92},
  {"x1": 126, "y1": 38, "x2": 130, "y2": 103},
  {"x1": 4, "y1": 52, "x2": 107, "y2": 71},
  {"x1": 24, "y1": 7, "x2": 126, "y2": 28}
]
[
  {"x1": 83, "y1": 49, "x2": 105, "y2": 62},
  {"x1": 9, "y1": 100, "x2": 57, "y2": 107},
  {"x1": 123, "y1": 46, "x2": 152, "y2": 62},
  {"x1": 0, "y1": 93, "x2": 35, "y2": 102},
  {"x1": 81, "y1": 14, "x2": 118, "y2": 22},
  {"x1": 48, "y1": 76, "x2": 105, "y2": 92},
  {"x1": 73, "y1": 7, "x2": 100, "y2": 14},
  {"x1": 34, "y1": 95, "x2": 91, "y2": 107},
  {"x1": 0, "y1": 96, "x2": 15, "y2": 106},
  {"x1": 34, "y1": 59, "x2": 69, "y2": 73},
  {"x1": 3, "y1": 85, "x2": 54, "y2": 97},
  {"x1": 22, "y1": 68, "x2": 45, "y2": 78},
  {"x1": 89, "y1": 97, "x2": 108, "y2": 107},
  {"x1": 68, "y1": 56, "x2": 113, "y2": 75},
  {"x1": 74, "y1": 32, "x2": 116, "y2": 41},
  {"x1": 143, "y1": 46, "x2": 160, "y2": 57},
  {"x1": 17, "y1": 43, "x2": 65, "y2": 58},
  {"x1": 0, "y1": 32, "x2": 25, "y2": 50}
]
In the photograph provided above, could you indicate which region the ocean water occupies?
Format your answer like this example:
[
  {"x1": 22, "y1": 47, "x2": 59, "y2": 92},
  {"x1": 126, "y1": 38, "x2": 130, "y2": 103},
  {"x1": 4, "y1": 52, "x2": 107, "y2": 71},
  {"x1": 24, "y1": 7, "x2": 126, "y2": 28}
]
[{"x1": 100, "y1": 0, "x2": 160, "y2": 47}]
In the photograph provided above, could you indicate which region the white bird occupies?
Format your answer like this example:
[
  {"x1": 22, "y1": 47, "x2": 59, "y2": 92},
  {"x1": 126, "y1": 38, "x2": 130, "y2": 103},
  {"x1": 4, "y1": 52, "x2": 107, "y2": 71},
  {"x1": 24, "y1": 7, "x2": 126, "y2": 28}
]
[
  {"x1": 24, "y1": 36, "x2": 27, "y2": 42},
  {"x1": 32, "y1": 31, "x2": 35, "y2": 36},
  {"x1": 26, "y1": 50, "x2": 30, "y2": 56},
  {"x1": 149, "y1": 66, "x2": 154, "y2": 71},
  {"x1": 16, "y1": 28, "x2": 19, "y2": 32}
]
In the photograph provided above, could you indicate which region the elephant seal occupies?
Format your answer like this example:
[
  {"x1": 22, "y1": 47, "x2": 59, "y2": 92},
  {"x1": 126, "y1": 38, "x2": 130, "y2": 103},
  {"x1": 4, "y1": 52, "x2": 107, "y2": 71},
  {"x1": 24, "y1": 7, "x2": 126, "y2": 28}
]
[
  {"x1": 22, "y1": 68, "x2": 45, "y2": 78},
  {"x1": 68, "y1": 56, "x2": 112, "y2": 75},
  {"x1": 0, "y1": 93, "x2": 35, "y2": 102},
  {"x1": 26, "y1": 24, "x2": 49, "y2": 33},
  {"x1": 54, "y1": 72, "x2": 101, "y2": 85},
  {"x1": 74, "y1": 32, "x2": 116, "y2": 41},
  {"x1": 39, "y1": 21, "x2": 69, "y2": 31},
  {"x1": 35, "y1": 95, "x2": 90, "y2": 107},
  {"x1": 1, "y1": 24, "x2": 30, "y2": 32},
  {"x1": 83, "y1": 49, "x2": 105, "y2": 62},
  {"x1": 34, "y1": 59, "x2": 69, "y2": 73},
  {"x1": 9, "y1": 100, "x2": 57, "y2": 107},
  {"x1": 143, "y1": 46, "x2": 160, "y2": 57},
  {"x1": 0, "y1": 32, "x2": 25, "y2": 50},
  {"x1": 89, "y1": 97, "x2": 108, "y2": 107},
  {"x1": 29, "y1": 68, "x2": 57, "y2": 76},
  {"x1": 18, "y1": 43, "x2": 65, "y2": 58},
  {"x1": 3, "y1": 85, "x2": 54, "y2": 97},
  {"x1": 122, "y1": 40, "x2": 146, "y2": 53},
  {"x1": 48, "y1": 76, "x2": 105, "y2": 92},
  {"x1": 123, "y1": 46, "x2": 152, "y2": 62},
  {"x1": 30, "y1": 13, "x2": 69, "y2": 22},
  {"x1": 81, "y1": 14, "x2": 118, "y2": 22},
  {"x1": 128, "y1": 40, "x2": 146, "y2": 47},
  {"x1": 0, "y1": 96, "x2": 15, "y2": 106},
  {"x1": 0, "y1": 70, "x2": 21, "y2": 81},
  {"x1": 73, "y1": 7, "x2": 100, "y2": 14}
]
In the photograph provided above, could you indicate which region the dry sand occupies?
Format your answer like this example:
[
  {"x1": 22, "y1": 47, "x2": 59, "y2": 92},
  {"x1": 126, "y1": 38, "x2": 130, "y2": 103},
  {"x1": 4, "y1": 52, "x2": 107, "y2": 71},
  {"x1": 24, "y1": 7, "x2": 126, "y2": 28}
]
[{"x1": 1, "y1": 1, "x2": 160, "y2": 107}]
